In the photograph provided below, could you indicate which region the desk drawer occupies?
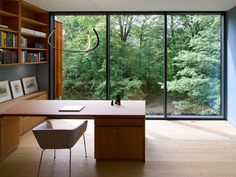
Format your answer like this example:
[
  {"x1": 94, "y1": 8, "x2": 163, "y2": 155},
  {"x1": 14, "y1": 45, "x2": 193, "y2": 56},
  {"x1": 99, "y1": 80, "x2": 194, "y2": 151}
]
[{"x1": 95, "y1": 118, "x2": 144, "y2": 126}]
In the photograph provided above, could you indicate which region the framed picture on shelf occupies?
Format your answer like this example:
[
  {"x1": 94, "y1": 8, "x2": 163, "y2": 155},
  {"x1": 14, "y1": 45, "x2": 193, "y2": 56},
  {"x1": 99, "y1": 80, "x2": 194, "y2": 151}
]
[
  {"x1": 0, "y1": 81, "x2": 12, "y2": 103},
  {"x1": 22, "y1": 76, "x2": 38, "y2": 94},
  {"x1": 10, "y1": 80, "x2": 24, "y2": 98}
]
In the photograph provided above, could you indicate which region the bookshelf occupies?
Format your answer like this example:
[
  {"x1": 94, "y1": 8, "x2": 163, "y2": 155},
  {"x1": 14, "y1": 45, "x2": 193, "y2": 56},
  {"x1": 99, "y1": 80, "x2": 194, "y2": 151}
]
[
  {"x1": 0, "y1": 0, "x2": 48, "y2": 65},
  {"x1": 0, "y1": 10, "x2": 18, "y2": 18},
  {"x1": 0, "y1": 1, "x2": 49, "y2": 95},
  {"x1": 20, "y1": 1, "x2": 48, "y2": 64},
  {"x1": 0, "y1": 0, "x2": 18, "y2": 65}
]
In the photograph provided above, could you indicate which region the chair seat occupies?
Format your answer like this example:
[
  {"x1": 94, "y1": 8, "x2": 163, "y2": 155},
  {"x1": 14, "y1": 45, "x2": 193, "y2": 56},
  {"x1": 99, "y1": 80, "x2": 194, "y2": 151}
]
[{"x1": 33, "y1": 119, "x2": 88, "y2": 149}]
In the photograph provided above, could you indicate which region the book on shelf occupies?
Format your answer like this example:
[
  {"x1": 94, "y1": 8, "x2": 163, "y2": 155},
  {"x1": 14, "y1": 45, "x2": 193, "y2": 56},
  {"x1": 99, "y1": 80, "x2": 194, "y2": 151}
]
[
  {"x1": 21, "y1": 51, "x2": 47, "y2": 63},
  {"x1": 0, "y1": 49, "x2": 17, "y2": 64},
  {"x1": 0, "y1": 32, "x2": 6, "y2": 47},
  {"x1": 0, "y1": 24, "x2": 8, "y2": 29},
  {"x1": 28, "y1": 43, "x2": 46, "y2": 49},
  {"x1": 0, "y1": 31, "x2": 17, "y2": 47},
  {"x1": 21, "y1": 27, "x2": 46, "y2": 37},
  {"x1": 39, "y1": 51, "x2": 46, "y2": 61},
  {"x1": 34, "y1": 31, "x2": 46, "y2": 37},
  {"x1": 35, "y1": 43, "x2": 46, "y2": 49},
  {"x1": 21, "y1": 27, "x2": 35, "y2": 35},
  {"x1": 21, "y1": 36, "x2": 27, "y2": 48},
  {"x1": 0, "y1": 49, "x2": 3, "y2": 64}
]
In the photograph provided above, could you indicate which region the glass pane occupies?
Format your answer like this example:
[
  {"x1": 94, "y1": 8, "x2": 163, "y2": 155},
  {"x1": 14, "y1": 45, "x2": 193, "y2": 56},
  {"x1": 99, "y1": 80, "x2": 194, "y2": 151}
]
[
  {"x1": 110, "y1": 15, "x2": 164, "y2": 115},
  {"x1": 167, "y1": 15, "x2": 222, "y2": 116},
  {"x1": 56, "y1": 15, "x2": 106, "y2": 100}
]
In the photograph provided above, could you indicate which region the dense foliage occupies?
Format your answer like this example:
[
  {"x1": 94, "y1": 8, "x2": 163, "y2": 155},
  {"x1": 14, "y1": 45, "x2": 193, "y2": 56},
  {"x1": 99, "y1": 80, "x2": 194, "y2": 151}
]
[
  {"x1": 56, "y1": 14, "x2": 221, "y2": 116},
  {"x1": 167, "y1": 15, "x2": 221, "y2": 115}
]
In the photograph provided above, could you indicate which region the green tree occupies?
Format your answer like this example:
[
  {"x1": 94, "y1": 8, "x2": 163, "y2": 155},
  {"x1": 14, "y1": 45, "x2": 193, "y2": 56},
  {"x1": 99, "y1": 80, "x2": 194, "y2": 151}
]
[
  {"x1": 110, "y1": 15, "x2": 164, "y2": 102},
  {"x1": 167, "y1": 15, "x2": 221, "y2": 115},
  {"x1": 56, "y1": 15, "x2": 106, "y2": 99}
]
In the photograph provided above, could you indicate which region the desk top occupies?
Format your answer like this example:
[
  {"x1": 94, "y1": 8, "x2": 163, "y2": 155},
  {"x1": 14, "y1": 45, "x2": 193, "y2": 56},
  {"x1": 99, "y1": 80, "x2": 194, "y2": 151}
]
[{"x1": 2, "y1": 100, "x2": 145, "y2": 119}]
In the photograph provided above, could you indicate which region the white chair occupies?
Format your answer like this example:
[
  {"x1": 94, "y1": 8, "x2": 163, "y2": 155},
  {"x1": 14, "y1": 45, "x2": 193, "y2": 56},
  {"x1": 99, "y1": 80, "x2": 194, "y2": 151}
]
[{"x1": 32, "y1": 119, "x2": 88, "y2": 177}]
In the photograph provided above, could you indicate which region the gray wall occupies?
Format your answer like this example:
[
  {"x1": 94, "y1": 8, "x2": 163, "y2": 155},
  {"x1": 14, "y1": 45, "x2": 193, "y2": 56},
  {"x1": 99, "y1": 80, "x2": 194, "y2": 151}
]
[
  {"x1": 36, "y1": 64, "x2": 49, "y2": 91},
  {"x1": 227, "y1": 7, "x2": 236, "y2": 127},
  {"x1": 0, "y1": 64, "x2": 49, "y2": 94},
  {"x1": 0, "y1": 65, "x2": 35, "y2": 81}
]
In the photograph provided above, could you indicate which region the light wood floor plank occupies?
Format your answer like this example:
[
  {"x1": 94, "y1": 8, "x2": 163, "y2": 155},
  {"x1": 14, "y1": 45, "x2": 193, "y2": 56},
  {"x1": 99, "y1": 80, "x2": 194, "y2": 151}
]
[{"x1": 1, "y1": 120, "x2": 236, "y2": 177}]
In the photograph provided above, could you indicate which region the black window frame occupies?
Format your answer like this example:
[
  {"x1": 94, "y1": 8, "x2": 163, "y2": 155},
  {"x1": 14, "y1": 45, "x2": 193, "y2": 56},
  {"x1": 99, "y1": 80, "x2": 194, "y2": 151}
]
[{"x1": 49, "y1": 11, "x2": 226, "y2": 120}]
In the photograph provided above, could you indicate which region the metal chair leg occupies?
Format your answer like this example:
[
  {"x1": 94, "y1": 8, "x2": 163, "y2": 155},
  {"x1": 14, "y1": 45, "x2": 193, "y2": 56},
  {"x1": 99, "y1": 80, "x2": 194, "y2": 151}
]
[
  {"x1": 54, "y1": 149, "x2": 56, "y2": 159},
  {"x1": 69, "y1": 149, "x2": 71, "y2": 177},
  {"x1": 37, "y1": 149, "x2": 45, "y2": 177},
  {"x1": 83, "y1": 134, "x2": 87, "y2": 158}
]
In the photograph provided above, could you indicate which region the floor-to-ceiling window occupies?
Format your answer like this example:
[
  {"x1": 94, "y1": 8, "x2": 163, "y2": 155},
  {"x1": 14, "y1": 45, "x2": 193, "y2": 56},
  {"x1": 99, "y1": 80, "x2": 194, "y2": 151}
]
[
  {"x1": 53, "y1": 13, "x2": 224, "y2": 119},
  {"x1": 55, "y1": 15, "x2": 106, "y2": 100},
  {"x1": 109, "y1": 15, "x2": 164, "y2": 115},
  {"x1": 167, "y1": 14, "x2": 222, "y2": 117}
]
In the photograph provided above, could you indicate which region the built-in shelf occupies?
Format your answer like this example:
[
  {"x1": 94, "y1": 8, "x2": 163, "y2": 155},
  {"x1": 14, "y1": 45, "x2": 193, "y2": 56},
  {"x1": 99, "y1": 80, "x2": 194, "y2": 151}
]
[
  {"x1": 0, "y1": 10, "x2": 18, "y2": 17},
  {"x1": 0, "y1": 0, "x2": 48, "y2": 88},
  {"x1": 0, "y1": 28, "x2": 17, "y2": 33},
  {"x1": 21, "y1": 47, "x2": 47, "y2": 51},
  {"x1": 23, "y1": 61, "x2": 48, "y2": 64},
  {"x1": 0, "y1": 47, "x2": 17, "y2": 49},
  {"x1": 0, "y1": 62, "x2": 47, "y2": 67},
  {"x1": 21, "y1": 17, "x2": 47, "y2": 26},
  {"x1": 0, "y1": 63, "x2": 18, "y2": 67}
]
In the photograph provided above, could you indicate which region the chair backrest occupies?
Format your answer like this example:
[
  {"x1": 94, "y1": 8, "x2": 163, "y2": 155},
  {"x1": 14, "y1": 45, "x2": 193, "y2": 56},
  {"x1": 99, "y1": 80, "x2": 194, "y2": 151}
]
[{"x1": 32, "y1": 120, "x2": 88, "y2": 149}]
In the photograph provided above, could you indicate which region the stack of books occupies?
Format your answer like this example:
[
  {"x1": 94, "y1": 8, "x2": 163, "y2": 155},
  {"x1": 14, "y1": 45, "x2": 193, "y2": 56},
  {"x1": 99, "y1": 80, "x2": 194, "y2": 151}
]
[{"x1": 21, "y1": 27, "x2": 46, "y2": 38}]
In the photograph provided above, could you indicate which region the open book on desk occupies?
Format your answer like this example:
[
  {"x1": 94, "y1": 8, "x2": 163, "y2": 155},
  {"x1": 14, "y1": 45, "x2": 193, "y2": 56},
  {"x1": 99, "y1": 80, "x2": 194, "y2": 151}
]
[{"x1": 59, "y1": 105, "x2": 85, "y2": 112}]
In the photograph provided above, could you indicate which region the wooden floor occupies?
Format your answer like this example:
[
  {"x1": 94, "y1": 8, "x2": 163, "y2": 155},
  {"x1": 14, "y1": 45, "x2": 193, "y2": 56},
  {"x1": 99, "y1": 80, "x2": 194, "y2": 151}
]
[{"x1": 1, "y1": 120, "x2": 236, "y2": 177}]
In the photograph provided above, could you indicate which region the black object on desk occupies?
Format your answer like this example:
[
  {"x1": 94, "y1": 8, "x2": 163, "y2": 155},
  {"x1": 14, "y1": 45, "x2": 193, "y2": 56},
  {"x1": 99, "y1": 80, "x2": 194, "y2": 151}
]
[{"x1": 115, "y1": 94, "x2": 121, "y2": 105}]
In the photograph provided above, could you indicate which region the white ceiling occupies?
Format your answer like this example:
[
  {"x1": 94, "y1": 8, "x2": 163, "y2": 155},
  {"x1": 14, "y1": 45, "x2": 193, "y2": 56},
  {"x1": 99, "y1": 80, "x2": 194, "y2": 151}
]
[{"x1": 24, "y1": 0, "x2": 236, "y2": 12}]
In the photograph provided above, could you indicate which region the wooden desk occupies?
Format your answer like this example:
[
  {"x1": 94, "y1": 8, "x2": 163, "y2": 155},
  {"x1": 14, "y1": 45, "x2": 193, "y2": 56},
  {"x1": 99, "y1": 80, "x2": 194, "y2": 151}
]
[{"x1": 2, "y1": 100, "x2": 145, "y2": 161}]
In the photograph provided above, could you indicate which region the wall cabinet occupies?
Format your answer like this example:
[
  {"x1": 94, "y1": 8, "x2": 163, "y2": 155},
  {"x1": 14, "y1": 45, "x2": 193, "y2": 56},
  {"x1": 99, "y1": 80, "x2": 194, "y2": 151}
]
[{"x1": 95, "y1": 118, "x2": 145, "y2": 161}]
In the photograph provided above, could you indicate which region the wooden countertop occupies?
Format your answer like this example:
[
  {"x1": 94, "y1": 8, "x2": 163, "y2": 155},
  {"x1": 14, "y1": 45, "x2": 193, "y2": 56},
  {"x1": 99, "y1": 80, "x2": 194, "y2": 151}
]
[{"x1": 2, "y1": 100, "x2": 145, "y2": 119}]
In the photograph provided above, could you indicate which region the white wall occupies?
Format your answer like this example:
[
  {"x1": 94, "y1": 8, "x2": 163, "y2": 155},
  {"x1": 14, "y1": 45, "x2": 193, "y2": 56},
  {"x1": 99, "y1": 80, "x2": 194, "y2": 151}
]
[{"x1": 25, "y1": 0, "x2": 236, "y2": 11}]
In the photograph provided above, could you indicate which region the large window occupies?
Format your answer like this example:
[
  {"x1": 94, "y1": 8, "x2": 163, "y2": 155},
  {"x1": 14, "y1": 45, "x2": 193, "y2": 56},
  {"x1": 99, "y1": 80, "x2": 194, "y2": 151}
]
[
  {"x1": 110, "y1": 15, "x2": 164, "y2": 115},
  {"x1": 53, "y1": 13, "x2": 224, "y2": 119},
  {"x1": 56, "y1": 15, "x2": 106, "y2": 100},
  {"x1": 167, "y1": 15, "x2": 222, "y2": 116}
]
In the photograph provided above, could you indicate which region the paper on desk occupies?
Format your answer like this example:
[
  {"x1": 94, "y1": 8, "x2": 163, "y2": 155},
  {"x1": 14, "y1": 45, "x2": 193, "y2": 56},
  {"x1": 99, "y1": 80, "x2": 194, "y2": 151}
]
[{"x1": 59, "y1": 105, "x2": 85, "y2": 112}]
